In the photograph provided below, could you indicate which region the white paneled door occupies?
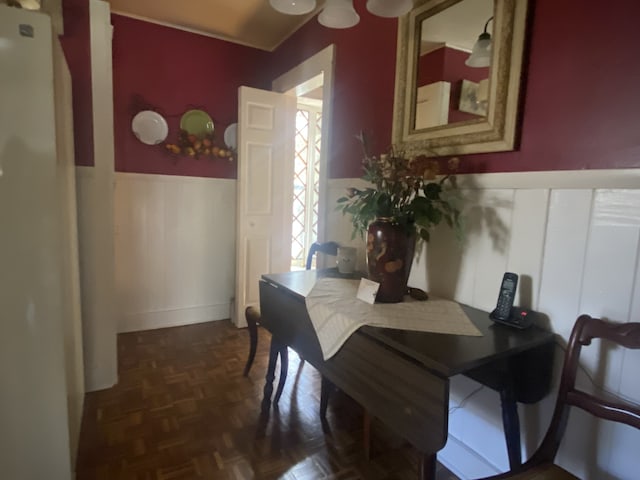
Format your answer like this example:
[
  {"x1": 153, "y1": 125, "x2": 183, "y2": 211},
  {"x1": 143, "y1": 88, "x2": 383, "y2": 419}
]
[{"x1": 234, "y1": 87, "x2": 296, "y2": 327}]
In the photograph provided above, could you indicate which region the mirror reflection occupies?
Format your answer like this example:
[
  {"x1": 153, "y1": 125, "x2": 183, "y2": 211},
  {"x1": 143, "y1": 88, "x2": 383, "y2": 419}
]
[
  {"x1": 393, "y1": 0, "x2": 528, "y2": 156},
  {"x1": 414, "y1": 0, "x2": 494, "y2": 130}
]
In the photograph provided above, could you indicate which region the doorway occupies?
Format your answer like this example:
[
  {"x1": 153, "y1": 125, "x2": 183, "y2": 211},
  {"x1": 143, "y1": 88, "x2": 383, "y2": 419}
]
[
  {"x1": 233, "y1": 46, "x2": 335, "y2": 327},
  {"x1": 272, "y1": 45, "x2": 335, "y2": 271}
]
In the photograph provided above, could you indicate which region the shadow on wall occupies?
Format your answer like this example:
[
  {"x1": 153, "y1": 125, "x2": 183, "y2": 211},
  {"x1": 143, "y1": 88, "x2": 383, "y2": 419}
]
[{"x1": 411, "y1": 173, "x2": 511, "y2": 300}]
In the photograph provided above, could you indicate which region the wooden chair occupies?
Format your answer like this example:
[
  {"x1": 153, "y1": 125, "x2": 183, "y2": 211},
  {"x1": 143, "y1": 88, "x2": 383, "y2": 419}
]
[
  {"x1": 476, "y1": 314, "x2": 640, "y2": 480},
  {"x1": 305, "y1": 241, "x2": 339, "y2": 270},
  {"x1": 242, "y1": 306, "x2": 259, "y2": 377},
  {"x1": 243, "y1": 241, "x2": 339, "y2": 377},
  {"x1": 243, "y1": 306, "x2": 289, "y2": 404}
]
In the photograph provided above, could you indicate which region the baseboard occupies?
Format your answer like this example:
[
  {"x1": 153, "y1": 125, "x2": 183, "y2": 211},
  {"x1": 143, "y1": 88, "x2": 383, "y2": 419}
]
[
  {"x1": 114, "y1": 170, "x2": 237, "y2": 185},
  {"x1": 84, "y1": 372, "x2": 117, "y2": 393},
  {"x1": 119, "y1": 303, "x2": 230, "y2": 333},
  {"x1": 438, "y1": 433, "x2": 502, "y2": 480}
]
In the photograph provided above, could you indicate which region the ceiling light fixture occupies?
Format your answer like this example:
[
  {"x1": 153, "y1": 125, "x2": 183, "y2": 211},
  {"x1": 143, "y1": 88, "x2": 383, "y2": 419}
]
[
  {"x1": 269, "y1": 0, "x2": 413, "y2": 29},
  {"x1": 465, "y1": 17, "x2": 493, "y2": 68},
  {"x1": 269, "y1": 0, "x2": 316, "y2": 16},
  {"x1": 366, "y1": 0, "x2": 413, "y2": 18},
  {"x1": 318, "y1": 0, "x2": 360, "y2": 29}
]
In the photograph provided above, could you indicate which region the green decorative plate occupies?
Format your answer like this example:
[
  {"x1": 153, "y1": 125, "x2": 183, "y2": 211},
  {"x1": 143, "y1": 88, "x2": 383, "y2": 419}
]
[{"x1": 180, "y1": 109, "x2": 214, "y2": 138}]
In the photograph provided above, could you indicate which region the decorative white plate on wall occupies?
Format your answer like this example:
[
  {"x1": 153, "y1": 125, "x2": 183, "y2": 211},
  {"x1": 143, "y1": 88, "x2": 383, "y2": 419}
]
[
  {"x1": 131, "y1": 110, "x2": 168, "y2": 145},
  {"x1": 224, "y1": 123, "x2": 237, "y2": 150}
]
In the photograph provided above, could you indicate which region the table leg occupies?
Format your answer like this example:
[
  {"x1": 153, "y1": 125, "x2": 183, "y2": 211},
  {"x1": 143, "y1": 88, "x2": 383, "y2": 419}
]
[
  {"x1": 273, "y1": 345, "x2": 288, "y2": 405},
  {"x1": 500, "y1": 385, "x2": 522, "y2": 468},
  {"x1": 320, "y1": 376, "x2": 333, "y2": 419},
  {"x1": 243, "y1": 312, "x2": 259, "y2": 377},
  {"x1": 261, "y1": 336, "x2": 283, "y2": 412},
  {"x1": 419, "y1": 453, "x2": 437, "y2": 480},
  {"x1": 363, "y1": 409, "x2": 372, "y2": 460}
]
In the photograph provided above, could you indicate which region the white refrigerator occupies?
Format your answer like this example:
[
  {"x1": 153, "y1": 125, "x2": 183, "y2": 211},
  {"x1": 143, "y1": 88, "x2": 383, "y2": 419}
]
[{"x1": 0, "y1": 5, "x2": 74, "y2": 479}]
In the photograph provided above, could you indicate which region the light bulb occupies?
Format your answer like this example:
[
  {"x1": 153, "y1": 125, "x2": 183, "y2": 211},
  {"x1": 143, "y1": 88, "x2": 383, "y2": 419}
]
[{"x1": 269, "y1": 0, "x2": 316, "y2": 15}]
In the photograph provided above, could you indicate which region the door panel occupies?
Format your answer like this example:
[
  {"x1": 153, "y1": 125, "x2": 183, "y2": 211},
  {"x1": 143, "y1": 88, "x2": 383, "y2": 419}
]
[
  {"x1": 244, "y1": 236, "x2": 271, "y2": 307},
  {"x1": 235, "y1": 87, "x2": 295, "y2": 326},
  {"x1": 245, "y1": 144, "x2": 273, "y2": 214}
]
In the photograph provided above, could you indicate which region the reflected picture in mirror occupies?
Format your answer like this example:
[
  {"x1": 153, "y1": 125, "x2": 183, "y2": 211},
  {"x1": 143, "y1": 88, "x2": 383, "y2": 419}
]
[
  {"x1": 392, "y1": 0, "x2": 529, "y2": 157},
  {"x1": 415, "y1": 0, "x2": 493, "y2": 130}
]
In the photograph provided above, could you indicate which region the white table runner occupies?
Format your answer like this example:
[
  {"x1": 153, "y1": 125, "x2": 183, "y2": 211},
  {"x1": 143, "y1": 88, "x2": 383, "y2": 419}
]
[{"x1": 305, "y1": 277, "x2": 483, "y2": 360}]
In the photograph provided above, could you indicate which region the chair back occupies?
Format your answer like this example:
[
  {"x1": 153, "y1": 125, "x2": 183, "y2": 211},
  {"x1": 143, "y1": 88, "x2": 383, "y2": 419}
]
[
  {"x1": 305, "y1": 241, "x2": 339, "y2": 270},
  {"x1": 532, "y1": 315, "x2": 640, "y2": 463}
]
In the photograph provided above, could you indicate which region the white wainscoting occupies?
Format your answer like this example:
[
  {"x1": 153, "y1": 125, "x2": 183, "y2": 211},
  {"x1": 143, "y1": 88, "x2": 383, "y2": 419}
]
[
  {"x1": 113, "y1": 173, "x2": 236, "y2": 333},
  {"x1": 327, "y1": 169, "x2": 640, "y2": 480},
  {"x1": 76, "y1": 166, "x2": 118, "y2": 392}
]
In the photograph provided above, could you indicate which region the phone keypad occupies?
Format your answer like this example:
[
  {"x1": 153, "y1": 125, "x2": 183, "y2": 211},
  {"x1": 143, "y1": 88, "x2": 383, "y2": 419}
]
[{"x1": 495, "y1": 293, "x2": 513, "y2": 319}]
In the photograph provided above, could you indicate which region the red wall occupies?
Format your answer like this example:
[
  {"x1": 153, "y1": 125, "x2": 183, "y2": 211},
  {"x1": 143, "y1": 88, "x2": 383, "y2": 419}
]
[
  {"x1": 464, "y1": 0, "x2": 640, "y2": 174},
  {"x1": 417, "y1": 47, "x2": 489, "y2": 123},
  {"x1": 67, "y1": 0, "x2": 640, "y2": 178},
  {"x1": 264, "y1": 0, "x2": 398, "y2": 179},
  {"x1": 271, "y1": 0, "x2": 640, "y2": 177},
  {"x1": 60, "y1": 0, "x2": 94, "y2": 166},
  {"x1": 417, "y1": 47, "x2": 488, "y2": 86},
  {"x1": 111, "y1": 15, "x2": 270, "y2": 178}
]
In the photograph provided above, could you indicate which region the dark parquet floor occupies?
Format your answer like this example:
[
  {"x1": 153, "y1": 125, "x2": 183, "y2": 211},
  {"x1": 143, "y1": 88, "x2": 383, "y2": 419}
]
[{"x1": 76, "y1": 320, "x2": 460, "y2": 480}]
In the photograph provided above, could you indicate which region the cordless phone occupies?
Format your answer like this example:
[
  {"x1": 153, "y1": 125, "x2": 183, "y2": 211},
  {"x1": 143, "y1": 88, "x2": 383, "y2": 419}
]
[
  {"x1": 490, "y1": 272, "x2": 535, "y2": 329},
  {"x1": 491, "y1": 272, "x2": 518, "y2": 321}
]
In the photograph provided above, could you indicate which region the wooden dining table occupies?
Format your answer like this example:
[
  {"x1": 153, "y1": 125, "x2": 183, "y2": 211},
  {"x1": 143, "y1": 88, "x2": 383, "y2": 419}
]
[{"x1": 258, "y1": 269, "x2": 556, "y2": 480}]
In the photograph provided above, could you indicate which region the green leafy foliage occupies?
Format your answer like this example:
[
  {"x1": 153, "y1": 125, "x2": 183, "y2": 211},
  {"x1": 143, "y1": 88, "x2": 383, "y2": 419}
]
[{"x1": 337, "y1": 134, "x2": 463, "y2": 242}]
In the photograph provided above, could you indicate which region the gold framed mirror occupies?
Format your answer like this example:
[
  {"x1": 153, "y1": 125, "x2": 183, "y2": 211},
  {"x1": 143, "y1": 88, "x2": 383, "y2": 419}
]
[{"x1": 392, "y1": 0, "x2": 528, "y2": 156}]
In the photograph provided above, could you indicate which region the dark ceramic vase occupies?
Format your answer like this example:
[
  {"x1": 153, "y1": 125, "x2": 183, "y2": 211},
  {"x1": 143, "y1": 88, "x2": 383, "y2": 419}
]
[{"x1": 366, "y1": 218, "x2": 416, "y2": 303}]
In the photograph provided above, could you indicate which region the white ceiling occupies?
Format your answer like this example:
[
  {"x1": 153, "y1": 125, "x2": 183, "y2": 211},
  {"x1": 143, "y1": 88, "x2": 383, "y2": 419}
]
[
  {"x1": 96, "y1": 0, "x2": 491, "y2": 54},
  {"x1": 105, "y1": 0, "x2": 320, "y2": 51},
  {"x1": 19, "y1": 0, "x2": 493, "y2": 53}
]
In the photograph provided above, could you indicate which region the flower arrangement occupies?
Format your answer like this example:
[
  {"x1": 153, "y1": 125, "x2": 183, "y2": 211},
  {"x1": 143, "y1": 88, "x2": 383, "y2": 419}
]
[{"x1": 337, "y1": 133, "x2": 462, "y2": 242}]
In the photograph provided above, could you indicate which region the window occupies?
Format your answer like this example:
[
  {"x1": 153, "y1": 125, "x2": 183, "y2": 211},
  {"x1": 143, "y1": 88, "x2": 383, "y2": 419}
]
[{"x1": 291, "y1": 101, "x2": 322, "y2": 270}]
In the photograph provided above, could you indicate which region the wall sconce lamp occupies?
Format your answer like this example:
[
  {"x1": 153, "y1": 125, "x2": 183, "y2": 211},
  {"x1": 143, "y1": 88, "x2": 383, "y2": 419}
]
[
  {"x1": 271, "y1": 0, "x2": 413, "y2": 29},
  {"x1": 465, "y1": 16, "x2": 493, "y2": 68}
]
